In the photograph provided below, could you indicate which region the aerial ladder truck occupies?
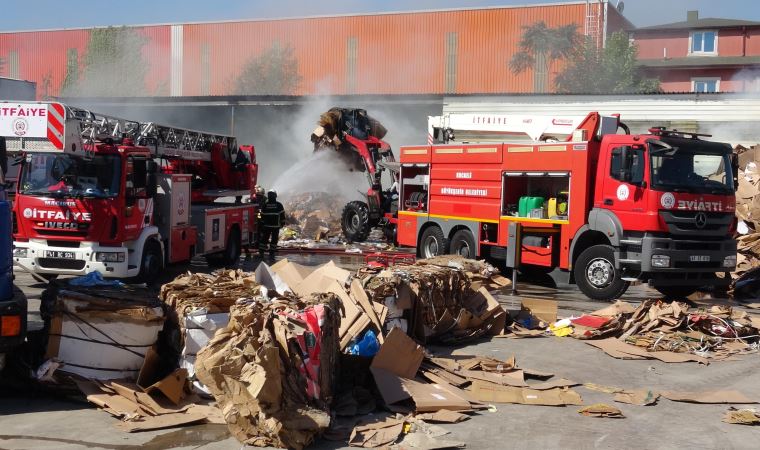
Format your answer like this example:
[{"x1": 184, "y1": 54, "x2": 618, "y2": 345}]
[{"x1": 1, "y1": 101, "x2": 258, "y2": 283}]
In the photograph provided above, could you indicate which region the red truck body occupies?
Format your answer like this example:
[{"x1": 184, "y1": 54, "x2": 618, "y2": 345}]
[
  {"x1": 394, "y1": 112, "x2": 737, "y2": 300},
  {"x1": 3, "y1": 102, "x2": 258, "y2": 282}
]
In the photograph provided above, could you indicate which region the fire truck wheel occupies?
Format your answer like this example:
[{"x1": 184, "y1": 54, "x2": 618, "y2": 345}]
[
  {"x1": 654, "y1": 286, "x2": 698, "y2": 299},
  {"x1": 222, "y1": 228, "x2": 242, "y2": 267},
  {"x1": 574, "y1": 244, "x2": 629, "y2": 301},
  {"x1": 449, "y1": 229, "x2": 476, "y2": 259},
  {"x1": 136, "y1": 240, "x2": 163, "y2": 285},
  {"x1": 342, "y1": 201, "x2": 371, "y2": 242},
  {"x1": 419, "y1": 226, "x2": 448, "y2": 259}
]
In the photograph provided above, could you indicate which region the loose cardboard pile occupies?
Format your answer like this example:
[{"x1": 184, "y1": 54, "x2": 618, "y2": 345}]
[
  {"x1": 733, "y1": 145, "x2": 760, "y2": 298},
  {"x1": 194, "y1": 293, "x2": 340, "y2": 450},
  {"x1": 370, "y1": 329, "x2": 583, "y2": 413},
  {"x1": 75, "y1": 368, "x2": 224, "y2": 432},
  {"x1": 281, "y1": 192, "x2": 346, "y2": 242},
  {"x1": 568, "y1": 300, "x2": 760, "y2": 362}
]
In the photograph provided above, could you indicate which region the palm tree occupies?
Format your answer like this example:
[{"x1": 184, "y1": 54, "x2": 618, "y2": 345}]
[{"x1": 509, "y1": 22, "x2": 579, "y2": 93}]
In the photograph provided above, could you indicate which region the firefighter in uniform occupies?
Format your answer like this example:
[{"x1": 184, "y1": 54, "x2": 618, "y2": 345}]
[{"x1": 259, "y1": 190, "x2": 285, "y2": 260}]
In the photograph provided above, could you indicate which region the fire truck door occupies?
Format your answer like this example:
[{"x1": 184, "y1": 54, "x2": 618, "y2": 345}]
[{"x1": 602, "y1": 145, "x2": 648, "y2": 222}]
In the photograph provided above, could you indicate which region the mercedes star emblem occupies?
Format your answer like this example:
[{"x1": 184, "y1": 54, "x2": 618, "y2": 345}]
[{"x1": 695, "y1": 212, "x2": 708, "y2": 229}]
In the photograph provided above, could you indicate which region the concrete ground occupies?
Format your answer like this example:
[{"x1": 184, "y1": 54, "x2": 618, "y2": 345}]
[{"x1": 2, "y1": 256, "x2": 759, "y2": 450}]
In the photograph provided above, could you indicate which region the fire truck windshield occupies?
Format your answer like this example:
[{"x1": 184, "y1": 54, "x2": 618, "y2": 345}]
[
  {"x1": 19, "y1": 153, "x2": 121, "y2": 199},
  {"x1": 649, "y1": 144, "x2": 734, "y2": 195}
]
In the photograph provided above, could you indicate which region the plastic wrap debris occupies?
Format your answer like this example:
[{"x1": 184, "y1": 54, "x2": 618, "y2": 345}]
[
  {"x1": 68, "y1": 271, "x2": 125, "y2": 287},
  {"x1": 44, "y1": 285, "x2": 164, "y2": 380},
  {"x1": 179, "y1": 309, "x2": 230, "y2": 395},
  {"x1": 562, "y1": 299, "x2": 760, "y2": 363},
  {"x1": 194, "y1": 293, "x2": 340, "y2": 450}
]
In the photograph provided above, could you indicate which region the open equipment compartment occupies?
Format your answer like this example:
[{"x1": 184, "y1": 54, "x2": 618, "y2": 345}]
[
  {"x1": 501, "y1": 171, "x2": 570, "y2": 269},
  {"x1": 400, "y1": 163, "x2": 429, "y2": 213}
]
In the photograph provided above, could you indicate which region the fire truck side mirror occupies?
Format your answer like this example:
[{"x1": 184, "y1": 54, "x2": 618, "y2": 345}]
[
  {"x1": 730, "y1": 152, "x2": 739, "y2": 192},
  {"x1": 146, "y1": 161, "x2": 159, "y2": 197},
  {"x1": 612, "y1": 146, "x2": 633, "y2": 182}
]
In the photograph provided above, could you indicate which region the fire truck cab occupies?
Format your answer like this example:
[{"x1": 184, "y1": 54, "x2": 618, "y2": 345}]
[
  {"x1": 2, "y1": 102, "x2": 258, "y2": 283},
  {"x1": 396, "y1": 112, "x2": 737, "y2": 300}
]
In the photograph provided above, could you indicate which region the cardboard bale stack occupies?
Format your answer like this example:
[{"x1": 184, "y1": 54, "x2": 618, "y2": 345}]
[
  {"x1": 733, "y1": 145, "x2": 760, "y2": 298},
  {"x1": 310, "y1": 108, "x2": 388, "y2": 172},
  {"x1": 194, "y1": 293, "x2": 340, "y2": 450},
  {"x1": 44, "y1": 285, "x2": 165, "y2": 380},
  {"x1": 159, "y1": 270, "x2": 262, "y2": 393},
  {"x1": 357, "y1": 256, "x2": 510, "y2": 343}
]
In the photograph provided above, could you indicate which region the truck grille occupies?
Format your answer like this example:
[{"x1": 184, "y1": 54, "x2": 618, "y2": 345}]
[
  {"x1": 38, "y1": 258, "x2": 86, "y2": 270},
  {"x1": 659, "y1": 211, "x2": 732, "y2": 237},
  {"x1": 46, "y1": 240, "x2": 81, "y2": 248}
]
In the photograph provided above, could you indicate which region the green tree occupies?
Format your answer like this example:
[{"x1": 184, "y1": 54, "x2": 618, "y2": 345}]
[
  {"x1": 60, "y1": 50, "x2": 79, "y2": 96},
  {"x1": 509, "y1": 22, "x2": 578, "y2": 93},
  {"x1": 555, "y1": 31, "x2": 660, "y2": 94},
  {"x1": 235, "y1": 42, "x2": 302, "y2": 95},
  {"x1": 65, "y1": 27, "x2": 148, "y2": 97}
]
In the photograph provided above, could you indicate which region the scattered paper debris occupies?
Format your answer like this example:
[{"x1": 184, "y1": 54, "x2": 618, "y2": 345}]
[
  {"x1": 613, "y1": 389, "x2": 660, "y2": 406},
  {"x1": 577, "y1": 403, "x2": 625, "y2": 418},
  {"x1": 662, "y1": 390, "x2": 758, "y2": 404},
  {"x1": 723, "y1": 408, "x2": 760, "y2": 425}
]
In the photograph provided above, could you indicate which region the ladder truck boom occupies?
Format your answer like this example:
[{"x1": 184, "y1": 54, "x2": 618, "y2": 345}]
[{"x1": 2, "y1": 101, "x2": 258, "y2": 283}]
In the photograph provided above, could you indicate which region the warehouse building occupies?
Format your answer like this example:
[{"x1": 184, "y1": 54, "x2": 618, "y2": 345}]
[{"x1": 0, "y1": 1, "x2": 630, "y2": 98}]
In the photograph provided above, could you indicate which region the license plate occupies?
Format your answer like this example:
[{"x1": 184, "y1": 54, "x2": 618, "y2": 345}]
[
  {"x1": 689, "y1": 255, "x2": 710, "y2": 262},
  {"x1": 46, "y1": 250, "x2": 75, "y2": 259}
]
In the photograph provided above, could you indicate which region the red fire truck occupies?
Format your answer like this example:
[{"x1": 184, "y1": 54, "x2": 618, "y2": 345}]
[
  {"x1": 1, "y1": 102, "x2": 258, "y2": 283},
  {"x1": 395, "y1": 112, "x2": 737, "y2": 300}
]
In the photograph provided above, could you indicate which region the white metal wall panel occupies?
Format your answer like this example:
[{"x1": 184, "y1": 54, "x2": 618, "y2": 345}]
[
  {"x1": 442, "y1": 94, "x2": 760, "y2": 144},
  {"x1": 170, "y1": 25, "x2": 184, "y2": 97}
]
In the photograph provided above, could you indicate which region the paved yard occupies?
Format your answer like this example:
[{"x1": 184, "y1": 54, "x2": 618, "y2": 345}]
[{"x1": 2, "y1": 258, "x2": 758, "y2": 450}]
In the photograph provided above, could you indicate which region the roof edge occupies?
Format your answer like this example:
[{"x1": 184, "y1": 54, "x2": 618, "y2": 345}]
[{"x1": 0, "y1": 1, "x2": 587, "y2": 34}]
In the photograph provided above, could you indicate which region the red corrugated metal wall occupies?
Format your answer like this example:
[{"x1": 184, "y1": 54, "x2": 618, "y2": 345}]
[
  {"x1": 183, "y1": 3, "x2": 588, "y2": 96},
  {"x1": 2, "y1": 3, "x2": 602, "y2": 98},
  {"x1": 0, "y1": 26, "x2": 169, "y2": 98}
]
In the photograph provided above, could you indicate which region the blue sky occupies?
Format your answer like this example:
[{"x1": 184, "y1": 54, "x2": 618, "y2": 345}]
[{"x1": 1, "y1": 0, "x2": 759, "y2": 31}]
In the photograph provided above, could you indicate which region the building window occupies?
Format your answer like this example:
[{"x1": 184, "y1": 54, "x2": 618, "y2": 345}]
[
  {"x1": 692, "y1": 77, "x2": 720, "y2": 93},
  {"x1": 690, "y1": 30, "x2": 717, "y2": 54}
]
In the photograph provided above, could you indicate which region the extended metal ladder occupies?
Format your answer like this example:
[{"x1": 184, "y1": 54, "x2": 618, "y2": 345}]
[{"x1": 69, "y1": 105, "x2": 234, "y2": 161}]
